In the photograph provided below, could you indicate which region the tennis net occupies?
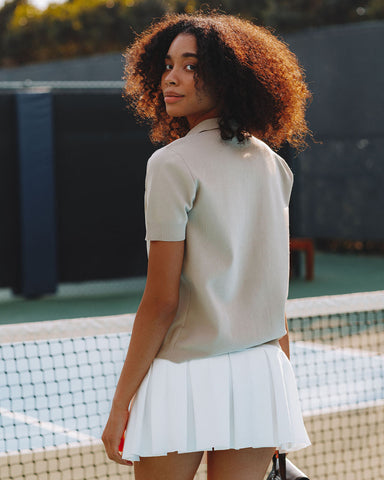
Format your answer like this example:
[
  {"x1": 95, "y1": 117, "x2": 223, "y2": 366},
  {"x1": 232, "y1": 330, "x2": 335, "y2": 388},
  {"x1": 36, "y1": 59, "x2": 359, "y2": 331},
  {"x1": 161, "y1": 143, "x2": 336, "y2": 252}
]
[{"x1": 1, "y1": 290, "x2": 383, "y2": 480}]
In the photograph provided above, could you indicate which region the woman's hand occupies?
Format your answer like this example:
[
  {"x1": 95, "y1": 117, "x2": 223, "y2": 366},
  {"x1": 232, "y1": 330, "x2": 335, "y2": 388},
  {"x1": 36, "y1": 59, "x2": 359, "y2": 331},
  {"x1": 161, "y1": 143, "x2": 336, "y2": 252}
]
[{"x1": 102, "y1": 402, "x2": 133, "y2": 466}]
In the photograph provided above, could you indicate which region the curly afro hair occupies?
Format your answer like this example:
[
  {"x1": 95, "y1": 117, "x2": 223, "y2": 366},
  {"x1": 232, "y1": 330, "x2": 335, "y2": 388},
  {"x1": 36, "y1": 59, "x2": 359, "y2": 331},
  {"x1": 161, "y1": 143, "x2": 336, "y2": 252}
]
[{"x1": 123, "y1": 12, "x2": 312, "y2": 151}]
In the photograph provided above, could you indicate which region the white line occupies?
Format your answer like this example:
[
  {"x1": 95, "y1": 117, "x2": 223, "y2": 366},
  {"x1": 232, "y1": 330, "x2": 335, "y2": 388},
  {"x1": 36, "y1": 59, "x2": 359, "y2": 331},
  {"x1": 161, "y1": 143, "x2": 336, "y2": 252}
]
[
  {"x1": 0, "y1": 439, "x2": 103, "y2": 458},
  {"x1": 303, "y1": 398, "x2": 384, "y2": 417},
  {"x1": 0, "y1": 407, "x2": 97, "y2": 443},
  {"x1": 293, "y1": 340, "x2": 384, "y2": 358}
]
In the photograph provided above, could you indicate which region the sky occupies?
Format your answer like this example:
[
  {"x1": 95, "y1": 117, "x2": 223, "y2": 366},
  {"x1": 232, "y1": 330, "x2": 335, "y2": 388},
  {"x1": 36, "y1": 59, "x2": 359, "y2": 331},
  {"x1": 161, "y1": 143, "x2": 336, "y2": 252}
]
[{"x1": 0, "y1": 0, "x2": 67, "y2": 10}]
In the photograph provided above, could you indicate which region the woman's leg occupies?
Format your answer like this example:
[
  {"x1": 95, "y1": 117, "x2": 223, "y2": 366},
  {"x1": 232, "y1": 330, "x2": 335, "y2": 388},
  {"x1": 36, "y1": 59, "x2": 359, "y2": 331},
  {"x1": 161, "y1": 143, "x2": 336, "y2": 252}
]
[
  {"x1": 207, "y1": 447, "x2": 275, "y2": 480},
  {"x1": 134, "y1": 450, "x2": 204, "y2": 480}
]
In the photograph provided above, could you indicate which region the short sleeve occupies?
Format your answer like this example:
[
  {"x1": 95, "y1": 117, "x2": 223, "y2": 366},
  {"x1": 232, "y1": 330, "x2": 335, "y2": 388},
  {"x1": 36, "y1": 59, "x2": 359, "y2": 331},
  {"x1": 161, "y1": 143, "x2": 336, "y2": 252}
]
[
  {"x1": 144, "y1": 149, "x2": 197, "y2": 241},
  {"x1": 274, "y1": 152, "x2": 294, "y2": 207}
]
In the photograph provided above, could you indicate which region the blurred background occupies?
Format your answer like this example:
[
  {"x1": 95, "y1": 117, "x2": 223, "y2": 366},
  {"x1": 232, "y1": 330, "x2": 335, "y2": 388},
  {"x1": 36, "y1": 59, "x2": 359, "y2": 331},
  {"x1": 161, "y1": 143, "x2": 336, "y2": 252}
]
[
  {"x1": 0, "y1": 3, "x2": 383, "y2": 480},
  {"x1": 0, "y1": 0, "x2": 383, "y2": 317}
]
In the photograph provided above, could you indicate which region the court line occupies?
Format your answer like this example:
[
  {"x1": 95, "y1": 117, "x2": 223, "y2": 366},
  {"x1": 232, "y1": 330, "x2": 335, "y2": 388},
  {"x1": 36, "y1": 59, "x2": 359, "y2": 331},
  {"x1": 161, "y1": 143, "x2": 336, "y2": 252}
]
[
  {"x1": 0, "y1": 407, "x2": 97, "y2": 443},
  {"x1": 292, "y1": 341, "x2": 384, "y2": 417},
  {"x1": 302, "y1": 398, "x2": 384, "y2": 417},
  {"x1": 0, "y1": 439, "x2": 103, "y2": 459},
  {"x1": 293, "y1": 340, "x2": 384, "y2": 357}
]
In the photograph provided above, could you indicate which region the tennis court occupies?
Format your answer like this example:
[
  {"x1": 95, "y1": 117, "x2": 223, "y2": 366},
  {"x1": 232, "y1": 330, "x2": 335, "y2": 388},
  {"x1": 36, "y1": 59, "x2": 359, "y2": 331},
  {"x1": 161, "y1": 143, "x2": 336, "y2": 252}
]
[{"x1": 1, "y1": 290, "x2": 383, "y2": 480}]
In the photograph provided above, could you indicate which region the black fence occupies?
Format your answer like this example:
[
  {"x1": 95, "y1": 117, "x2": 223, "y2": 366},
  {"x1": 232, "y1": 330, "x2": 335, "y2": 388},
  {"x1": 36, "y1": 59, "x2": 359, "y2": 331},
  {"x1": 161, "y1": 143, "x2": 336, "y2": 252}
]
[
  {"x1": 286, "y1": 21, "x2": 384, "y2": 240},
  {"x1": 0, "y1": 85, "x2": 154, "y2": 297}
]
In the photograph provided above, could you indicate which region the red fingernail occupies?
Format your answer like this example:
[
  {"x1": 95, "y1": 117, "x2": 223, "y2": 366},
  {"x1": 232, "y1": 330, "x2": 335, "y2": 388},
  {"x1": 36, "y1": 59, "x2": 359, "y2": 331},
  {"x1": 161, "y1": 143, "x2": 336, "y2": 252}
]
[{"x1": 118, "y1": 432, "x2": 125, "y2": 453}]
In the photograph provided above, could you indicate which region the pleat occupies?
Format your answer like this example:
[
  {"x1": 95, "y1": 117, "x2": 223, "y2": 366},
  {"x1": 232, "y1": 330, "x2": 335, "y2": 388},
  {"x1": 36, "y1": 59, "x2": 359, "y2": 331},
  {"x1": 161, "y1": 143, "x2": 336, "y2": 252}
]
[
  {"x1": 150, "y1": 359, "x2": 188, "y2": 455},
  {"x1": 231, "y1": 348, "x2": 272, "y2": 447},
  {"x1": 189, "y1": 355, "x2": 231, "y2": 449},
  {"x1": 264, "y1": 345, "x2": 311, "y2": 452},
  {"x1": 121, "y1": 343, "x2": 310, "y2": 462},
  {"x1": 185, "y1": 362, "x2": 197, "y2": 451},
  {"x1": 122, "y1": 364, "x2": 152, "y2": 460}
]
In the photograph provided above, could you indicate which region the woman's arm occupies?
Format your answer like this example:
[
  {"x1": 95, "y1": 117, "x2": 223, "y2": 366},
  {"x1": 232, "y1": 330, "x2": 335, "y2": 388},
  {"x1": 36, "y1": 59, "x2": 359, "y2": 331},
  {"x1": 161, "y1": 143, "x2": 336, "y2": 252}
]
[
  {"x1": 102, "y1": 240, "x2": 185, "y2": 465},
  {"x1": 279, "y1": 315, "x2": 290, "y2": 359}
]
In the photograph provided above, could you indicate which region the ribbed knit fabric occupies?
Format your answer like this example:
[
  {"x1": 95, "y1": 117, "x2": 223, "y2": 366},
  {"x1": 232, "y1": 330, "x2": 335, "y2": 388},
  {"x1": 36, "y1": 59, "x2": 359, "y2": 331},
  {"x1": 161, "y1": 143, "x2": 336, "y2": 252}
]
[{"x1": 144, "y1": 118, "x2": 293, "y2": 363}]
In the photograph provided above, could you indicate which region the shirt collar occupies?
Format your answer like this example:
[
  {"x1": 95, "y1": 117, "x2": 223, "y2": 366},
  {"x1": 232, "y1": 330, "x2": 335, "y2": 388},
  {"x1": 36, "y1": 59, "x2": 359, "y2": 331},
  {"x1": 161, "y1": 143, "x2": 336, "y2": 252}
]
[{"x1": 186, "y1": 117, "x2": 220, "y2": 137}]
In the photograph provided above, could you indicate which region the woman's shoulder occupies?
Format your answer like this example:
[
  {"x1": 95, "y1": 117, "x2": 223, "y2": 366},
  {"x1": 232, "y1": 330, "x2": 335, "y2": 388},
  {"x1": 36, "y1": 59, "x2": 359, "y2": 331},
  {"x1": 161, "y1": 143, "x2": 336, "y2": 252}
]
[
  {"x1": 249, "y1": 136, "x2": 293, "y2": 183},
  {"x1": 147, "y1": 141, "x2": 182, "y2": 169},
  {"x1": 145, "y1": 138, "x2": 197, "y2": 187},
  {"x1": 147, "y1": 134, "x2": 199, "y2": 172}
]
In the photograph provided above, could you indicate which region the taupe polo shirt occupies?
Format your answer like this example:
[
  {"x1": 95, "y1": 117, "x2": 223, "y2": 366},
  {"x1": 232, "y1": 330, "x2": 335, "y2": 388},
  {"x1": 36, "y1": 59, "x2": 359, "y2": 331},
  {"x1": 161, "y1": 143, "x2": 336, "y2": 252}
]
[{"x1": 144, "y1": 118, "x2": 293, "y2": 363}]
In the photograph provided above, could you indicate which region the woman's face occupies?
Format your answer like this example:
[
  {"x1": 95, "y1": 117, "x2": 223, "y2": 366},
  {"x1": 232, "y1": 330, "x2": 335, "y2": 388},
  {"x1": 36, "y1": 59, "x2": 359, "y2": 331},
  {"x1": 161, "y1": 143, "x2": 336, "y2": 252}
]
[{"x1": 161, "y1": 33, "x2": 219, "y2": 128}]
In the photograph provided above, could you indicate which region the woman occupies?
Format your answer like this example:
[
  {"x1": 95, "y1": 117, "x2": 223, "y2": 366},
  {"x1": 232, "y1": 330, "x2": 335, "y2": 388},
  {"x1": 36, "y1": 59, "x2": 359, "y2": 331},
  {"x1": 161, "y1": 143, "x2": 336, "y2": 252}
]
[{"x1": 102, "y1": 12, "x2": 311, "y2": 480}]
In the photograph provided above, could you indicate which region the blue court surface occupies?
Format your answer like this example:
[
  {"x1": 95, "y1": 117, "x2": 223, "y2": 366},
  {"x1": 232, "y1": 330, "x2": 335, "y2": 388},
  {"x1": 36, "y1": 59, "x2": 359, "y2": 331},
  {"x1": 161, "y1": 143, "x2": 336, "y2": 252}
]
[{"x1": 1, "y1": 333, "x2": 383, "y2": 453}]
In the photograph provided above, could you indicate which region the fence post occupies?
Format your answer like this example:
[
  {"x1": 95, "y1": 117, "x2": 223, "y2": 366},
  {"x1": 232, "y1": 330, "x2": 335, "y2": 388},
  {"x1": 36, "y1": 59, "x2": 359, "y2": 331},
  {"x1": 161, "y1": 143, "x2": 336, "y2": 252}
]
[{"x1": 15, "y1": 89, "x2": 58, "y2": 297}]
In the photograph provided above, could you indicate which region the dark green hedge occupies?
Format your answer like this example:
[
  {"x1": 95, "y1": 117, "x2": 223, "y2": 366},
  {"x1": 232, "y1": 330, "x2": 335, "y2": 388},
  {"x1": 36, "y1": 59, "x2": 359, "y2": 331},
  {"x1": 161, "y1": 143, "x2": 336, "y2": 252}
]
[{"x1": 1, "y1": 0, "x2": 383, "y2": 66}]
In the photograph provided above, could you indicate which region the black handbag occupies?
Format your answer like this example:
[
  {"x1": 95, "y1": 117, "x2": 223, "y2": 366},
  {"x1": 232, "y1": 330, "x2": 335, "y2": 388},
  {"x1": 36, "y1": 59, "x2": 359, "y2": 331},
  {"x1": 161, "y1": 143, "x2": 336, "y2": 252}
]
[{"x1": 267, "y1": 452, "x2": 310, "y2": 480}]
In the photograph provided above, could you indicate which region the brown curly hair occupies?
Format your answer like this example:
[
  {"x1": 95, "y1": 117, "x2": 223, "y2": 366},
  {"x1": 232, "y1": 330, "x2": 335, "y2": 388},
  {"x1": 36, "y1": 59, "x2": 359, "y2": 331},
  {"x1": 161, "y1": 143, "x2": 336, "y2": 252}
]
[{"x1": 123, "y1": 12, "x2": 312, "y2": 150}]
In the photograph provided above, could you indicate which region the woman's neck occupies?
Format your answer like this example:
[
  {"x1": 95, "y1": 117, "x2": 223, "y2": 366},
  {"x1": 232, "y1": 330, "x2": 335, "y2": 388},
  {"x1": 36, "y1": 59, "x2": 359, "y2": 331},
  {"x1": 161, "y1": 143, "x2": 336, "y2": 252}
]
[{"x1": 186, "y1": 108, "x2": 220, "y2": 129}]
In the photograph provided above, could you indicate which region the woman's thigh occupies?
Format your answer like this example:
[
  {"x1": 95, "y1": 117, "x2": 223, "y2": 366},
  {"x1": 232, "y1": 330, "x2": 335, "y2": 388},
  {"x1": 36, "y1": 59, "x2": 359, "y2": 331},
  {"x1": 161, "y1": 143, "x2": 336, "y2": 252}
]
[
  {"x1": 134, "y1": 450, "x2": 204, "y2": 480},
  {"x1": 207, "y1": 447, "x2": 275, "y2": 480}
]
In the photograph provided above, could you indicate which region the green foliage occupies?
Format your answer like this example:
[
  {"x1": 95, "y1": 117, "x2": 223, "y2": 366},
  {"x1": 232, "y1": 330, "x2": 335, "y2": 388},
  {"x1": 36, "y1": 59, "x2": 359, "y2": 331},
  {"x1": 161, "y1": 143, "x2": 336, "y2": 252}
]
[
  {"x1": 166, "y1": 0, "x2": 267, "y2": 20},
  {"x1": 0, "y1": 0, "x2": 383, "y2": 66},
  {"x1": 367, "y1": 0, "x2": 384, "y2": 17},
  {"x1": 0, "y1": 0, "x2": 26, "y2": 60},
  {"x1": 0, "y1": 0, "x2": 169, "y2": 66}
]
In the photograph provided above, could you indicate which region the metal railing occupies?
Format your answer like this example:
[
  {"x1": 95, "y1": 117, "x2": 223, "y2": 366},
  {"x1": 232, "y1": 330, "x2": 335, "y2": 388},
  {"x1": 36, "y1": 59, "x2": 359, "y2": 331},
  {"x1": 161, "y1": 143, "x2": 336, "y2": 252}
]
[{"x1": 0, "y1": 80, "x2": 124, "y2": 90}]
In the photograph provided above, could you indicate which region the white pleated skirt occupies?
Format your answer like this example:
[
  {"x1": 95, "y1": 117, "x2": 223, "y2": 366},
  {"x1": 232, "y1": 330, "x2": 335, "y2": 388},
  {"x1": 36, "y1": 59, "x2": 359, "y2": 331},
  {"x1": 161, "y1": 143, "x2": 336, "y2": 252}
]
[{"x1": 122, "y1": 342, "x2": 310, "y2": 462}]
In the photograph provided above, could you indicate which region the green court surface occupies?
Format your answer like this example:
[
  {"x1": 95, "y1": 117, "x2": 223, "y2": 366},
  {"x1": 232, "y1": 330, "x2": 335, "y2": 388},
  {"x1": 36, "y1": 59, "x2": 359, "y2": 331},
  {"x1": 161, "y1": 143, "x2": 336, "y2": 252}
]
[
  {"x1": 288, "y1": 250, "x2": 384, "y2": 298},
  {"x1": 0, "y1": 251, "x2": 383, "y2": 326}
]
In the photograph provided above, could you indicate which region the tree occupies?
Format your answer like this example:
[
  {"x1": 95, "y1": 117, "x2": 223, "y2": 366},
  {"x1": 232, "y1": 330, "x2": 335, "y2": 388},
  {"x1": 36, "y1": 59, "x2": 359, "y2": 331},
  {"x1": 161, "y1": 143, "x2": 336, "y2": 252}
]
[
  {"x1": 0, "y1": 0, "x2": 27, "y2": 62},
  {"x1": 0, "y1": 0, "x2": 168, "y2": 66},
  {"x1": 0, "y1": 0, "x2": 383, "y2": 66},
  {"x1": 367, "y1": 0, "x2": 384, "y2": 18}
]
